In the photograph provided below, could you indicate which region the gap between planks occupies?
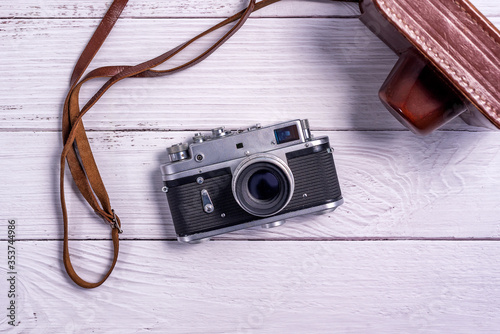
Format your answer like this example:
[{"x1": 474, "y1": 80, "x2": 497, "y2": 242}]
[{"x1": 3, "y1": 237, "x2": 500, "y2": 242}]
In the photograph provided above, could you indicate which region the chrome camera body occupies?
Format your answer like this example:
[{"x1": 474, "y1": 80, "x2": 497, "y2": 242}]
[{"x1": 160, "y1": 119, "x2": 343, "y2": 243}]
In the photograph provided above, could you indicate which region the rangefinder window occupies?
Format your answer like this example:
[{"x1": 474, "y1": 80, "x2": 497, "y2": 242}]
[{"x1": 274, "y1": 125, "x2": 299, "y2": 144}]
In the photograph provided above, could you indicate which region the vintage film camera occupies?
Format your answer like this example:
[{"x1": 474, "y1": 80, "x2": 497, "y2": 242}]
[{"x1": 161, "y1": 119, "x2": 343, "y2": 243}]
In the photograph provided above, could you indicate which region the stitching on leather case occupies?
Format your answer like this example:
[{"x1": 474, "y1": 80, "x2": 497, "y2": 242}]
[
  {"x1": 453, "y1": 0, "x2": 500, "y2": 47},
  {"x1": 378, "y1": 0, "x2": 498, "y2": 117}
]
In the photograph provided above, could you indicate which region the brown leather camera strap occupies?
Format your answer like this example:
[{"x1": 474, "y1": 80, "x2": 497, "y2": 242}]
[{"x1": 61, "y1": 0, "x2": 359, "y2": 288}]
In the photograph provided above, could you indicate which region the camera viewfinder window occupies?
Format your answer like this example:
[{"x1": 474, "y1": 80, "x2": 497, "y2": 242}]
[{"x1": 274, "y1": 125, "x2": 299, "y2": 144}]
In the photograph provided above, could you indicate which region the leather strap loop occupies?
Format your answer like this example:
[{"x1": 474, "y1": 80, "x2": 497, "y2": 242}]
[
  {"x1": 70, "y1": 0, "x2": 130, "y2": 86},
  {"x1": 61, "y1": 0, "x2": 358, "y2": 288}
]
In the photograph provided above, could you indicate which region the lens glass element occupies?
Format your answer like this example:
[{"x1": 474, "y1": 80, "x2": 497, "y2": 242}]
[
  {"x1": 232, "y1": 156, "x2": 295, "y2": 217},
  {"x1": 248, "y1": 170, "x2": 280, "y2": 201}
]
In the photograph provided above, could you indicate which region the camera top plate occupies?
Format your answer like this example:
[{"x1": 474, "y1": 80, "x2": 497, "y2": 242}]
[{"x1": 161, "y1": 119, "x2": 319, "y2": 178}]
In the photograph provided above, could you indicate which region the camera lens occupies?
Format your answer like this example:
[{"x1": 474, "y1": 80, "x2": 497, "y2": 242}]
[
  {"x1": 248, "y1": 170, "x2": 280, "y2": 201},
  {"x1": 232, "y1": 154, "x2": 294, "y2": 217}
]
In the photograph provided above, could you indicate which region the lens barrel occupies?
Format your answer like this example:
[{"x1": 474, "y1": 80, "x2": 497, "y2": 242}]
[{"x1": 232, "y1": 154, "x2": 294, "y2": 217}]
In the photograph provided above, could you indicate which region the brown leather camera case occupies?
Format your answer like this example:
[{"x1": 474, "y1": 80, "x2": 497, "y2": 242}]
[{"x1": 359, "y1": 0, "x2": 500, "y2": 134}]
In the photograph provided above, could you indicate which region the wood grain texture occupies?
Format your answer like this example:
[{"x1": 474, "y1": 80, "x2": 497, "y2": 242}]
[
  {"x1": 1, "y1": 240, "x2": 499, "y2": 333},
  {"x1": 0, "y1": 17, "x2": 402, "y2": 131},
  {"x1": 0, "y1": 0, "x2": 497, "y2": 19},
  {"x1": 0, "y1": 0, "x2": 359, "y2": 19},
  {"x1": 2, "y1": 17, "x2": 499, "y2": 131},
  {"x1": 1, "y1": 130, "x2": 499, "y2": 240}
]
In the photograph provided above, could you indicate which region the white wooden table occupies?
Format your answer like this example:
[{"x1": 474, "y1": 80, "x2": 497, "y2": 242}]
[{"x1": 1, "y1": 0, "x2": 500, "y2": 332}]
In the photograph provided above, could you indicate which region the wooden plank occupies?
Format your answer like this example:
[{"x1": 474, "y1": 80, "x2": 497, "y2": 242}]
[
  {"x1": 2, "y1": 130, "x2": 500, "y2": 240},
  {"x1": 4, "y1": 17, "x2": 499, "y2": 132},
  {"x1": 0, "y1": 0, "x2": 360, "y2": 19},
  {"x1": 2, "y1": 240, "x2": 500, "y2": 332},
  {"x1": 0, "y1": 18, "x2": 400, "y2": 131},
  {"x1": 1, "y1": 0, "x2": 497, "y2": 19}
]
